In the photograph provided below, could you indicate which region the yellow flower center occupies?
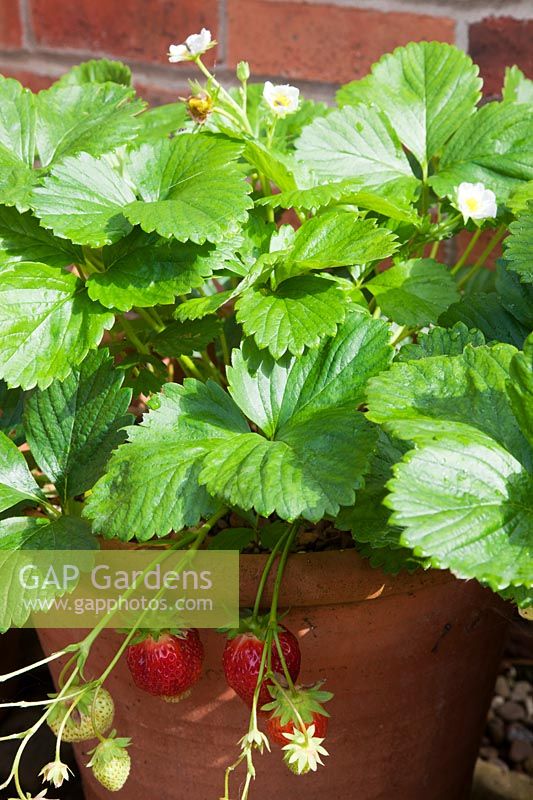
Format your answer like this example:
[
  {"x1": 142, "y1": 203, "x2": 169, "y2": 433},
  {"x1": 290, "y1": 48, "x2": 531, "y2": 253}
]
[
  {"x1": 465, "y1": 197, "x2": 480, "y2": 213},
  {"x1": 274, "y1": 93, "x2": 292, "y2": 108}
]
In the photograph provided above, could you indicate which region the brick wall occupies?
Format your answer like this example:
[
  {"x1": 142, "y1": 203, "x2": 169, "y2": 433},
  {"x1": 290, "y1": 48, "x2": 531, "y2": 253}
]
[{"x1": 0, "y1": 0, "x2": 532, "y2": 104}]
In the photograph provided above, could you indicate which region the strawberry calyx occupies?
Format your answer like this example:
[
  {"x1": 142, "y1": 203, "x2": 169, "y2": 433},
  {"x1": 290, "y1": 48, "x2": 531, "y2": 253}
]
[
  {"x1": 48, "y1": 682, "x2": 97, "y2": 725},
  {"x1": 262, "y1": 682, "x2": 333, "y2": 726},
  {"x1": 87, "y1": 730, "x2": 131, "y2": 762},
  {"x1": 126, "y1": 627, "x2": 188, "y2": 646},
  {"x1": 222, "y1": 613, "x2": 284, "y2": 642}
]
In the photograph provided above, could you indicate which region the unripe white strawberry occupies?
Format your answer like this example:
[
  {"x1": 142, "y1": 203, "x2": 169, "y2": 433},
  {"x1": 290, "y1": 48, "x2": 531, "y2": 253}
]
[
  {"x1": 88, "y1": 737, "x2": 131, "y2": 792},
  {"x1": 47, "y1": 686, "x2": 114, "y2": 743}
]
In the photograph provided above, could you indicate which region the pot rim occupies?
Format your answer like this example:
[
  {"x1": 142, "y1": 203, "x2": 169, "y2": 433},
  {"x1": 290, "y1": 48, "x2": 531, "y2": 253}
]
[
  {"x1": 238, "y1": 549, "x2": 456, "y2": 609},
  {"x1": 101, "y1": 538, "x2": 455, "y2": 609}
]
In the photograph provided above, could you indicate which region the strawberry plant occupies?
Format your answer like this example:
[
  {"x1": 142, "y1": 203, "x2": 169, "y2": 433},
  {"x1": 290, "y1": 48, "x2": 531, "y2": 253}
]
[{"x1": 0, "y1": 30, "x2": 531, "y2": 800}]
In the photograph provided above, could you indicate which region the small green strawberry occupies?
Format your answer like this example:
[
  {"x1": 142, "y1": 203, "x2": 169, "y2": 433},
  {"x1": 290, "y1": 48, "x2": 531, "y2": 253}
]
[
  {"x1": 47, "y1": 686, "x2": 114, "y2": 743},
  {"x1": 87, "y1": 735, "x2": 131, "y2": 792}
]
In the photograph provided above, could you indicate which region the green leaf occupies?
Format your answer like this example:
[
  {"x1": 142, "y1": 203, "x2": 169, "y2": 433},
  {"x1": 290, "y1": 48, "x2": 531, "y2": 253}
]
[
  {"x1": 208, "y1": 527, "x2": 255, "y2": 551},
  {"x1": 386, "y1": 429, "x2": 533, "y2": 591},
  {"x1": 0, "y1": 431, "x2": 44, "y2": 513},
  {"x1": 243, "y1": 141, "x2": 297, "y2": 192},
  {"x1": 336, "y1": 430, "x2": 407, "y2": 547},
  {"x1": 295, "y1": 104, "x2": 417, "y2": 192},
  {"x1": 0, "y1": 205, "x2": 81, "y2": 267},
  {"x1": 257, "y1": 180, "x2": 417, "y2": 222},
  {"x1": 174, "y1": 291, "x2": 233, "y2": 321},
  {"x1": 0, "y1": 262, "x2": 114, "y2": 390},
  {"x1": 507, "y1": 334, "x2": 533, "y2": 450},
  {"x1": 356, "y1": 542, "x2": 428, "y2": 576},
  {"x1": 259, "y1": 521, "x2": 289, "y2": 550},
  {"x1": 0, "y1": 76, "x2": 35, "y2": 167},
  {"x1": 440, "y1": 292, "x2": 529, "y2": 348},
  {"x1": 53, "y1": 59, "x2": 132, "y2": 88},
  {"x1": 508, "y1": 181, "x2": 533, "y2": 215},
  {"x1": 137, "y1": 103, "x2": 188, "y2": 142},
  {"x1": 367, "y1": 344, "x2": 532, "y2": 470},
  {"x1": 0, "y1": 159, "x2": 37, "y2": 210},
  {"x1": 499, "y1": 585, "x2": 533, "y2": 609},
  {"x1": 0, "y1": 76, "x2": 36, "y2": 209},
  {"x1": 35, "y1": 83, "x2": 145, "y2": 167},
  {"x1": 337, "y1": 42, "x2": 481, "y2": 172},
  {"x1": 31, "y1": 153, "x2": 135, "y2": 247},
  {"x1": 235, "y1": 274, "x2": 347, "y2": 358},
  {"x1": 199, "y1": 410, "x2": 377, "y2": 522},
  {"x1": 150, "y1": 318, "x2": 223, "y2": 357},
  {"x1": 87, "y1": 231, "x2": 218, "y2": 311},
  {"x1": 495, "y1": 260, "x2": 533, "y2": 327},
  {"x1": 0, "y1": 515, "x2": 97, "y2": 631},
  {"x1": 502, "y1": 66, "x2": 533, "y2": 105},
  {"x1": 397, "y1": 322, "x2": 485, "y2": 361},
  {"x1": 24, "y1": 348, "x2": 133, "y2": 500},
  {"x1": 84, "y1": 381, "x2": 248, "y2": 540},
  {"x1": 123, "y1": 136, "x2": 253, "y2": 243},
  {"x1": 273, "y1": 96, "x2": 328, "y2": 152},
  {"x1": 366, "y1": 259, "x2": 459, "y2": 326},
  {"x1": 228, "y1": 311, "x2": 392, "y2": 438},
  {"x1": 0, "y1": 382, "x2": 25, "y2": 443},
  {"x1": 431, "y1": 102, "x2": 533, "y2": 202},
  {"x1": 257, "y1": 179, "x2": 363, "y2": 212},
  {"x1": 87, "y1": 312, "x2": 391, "y2": 530},
  {"x1": 284, "y1": 212, "x2": 398, "y2": 275},
  {"x1": 505, "y1": 208, "x2": 533, "y2": 284}
]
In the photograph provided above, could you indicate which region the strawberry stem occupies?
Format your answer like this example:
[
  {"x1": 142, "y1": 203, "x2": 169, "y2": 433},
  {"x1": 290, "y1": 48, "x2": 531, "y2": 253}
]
[
  {"x1": 268, "y1": 522, "x2": 299, "y2": 625},
  {"x1": 251, "y1": 528, "x2": 289, "y2": 621}
]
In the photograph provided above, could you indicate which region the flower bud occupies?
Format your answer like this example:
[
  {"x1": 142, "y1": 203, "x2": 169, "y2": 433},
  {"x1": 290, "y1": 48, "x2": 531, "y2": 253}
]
[{"x1": 237, "y1": 61, "x2": 251, "y2": 82}]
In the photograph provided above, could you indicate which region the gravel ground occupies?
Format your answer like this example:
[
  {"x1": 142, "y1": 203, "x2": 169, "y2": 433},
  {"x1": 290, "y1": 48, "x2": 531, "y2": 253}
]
[{"x1": 479, "y1": 661, "x2": 533, "y2": 778}]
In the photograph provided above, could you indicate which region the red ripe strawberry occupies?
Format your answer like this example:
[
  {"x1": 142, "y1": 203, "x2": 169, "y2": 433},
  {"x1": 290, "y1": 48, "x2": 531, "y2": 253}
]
[
  {"x1": 263, "y1": 683, "x2": 332, "y2": 747},
  {"x1": 126, "y1": 629, "x2": 204, "y2": 702},
  {"x1": 267, "y1": 709, "x2": 329, "y2": 746},
  {"x1": 223, "y1": 620, "x2": 301, "y2": 708}
]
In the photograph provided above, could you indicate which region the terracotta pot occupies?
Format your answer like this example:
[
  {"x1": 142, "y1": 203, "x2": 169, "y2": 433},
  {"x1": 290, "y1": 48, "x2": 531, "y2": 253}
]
[{"x1": 39, "y1": 551, "x2": 508, "y2": 800}]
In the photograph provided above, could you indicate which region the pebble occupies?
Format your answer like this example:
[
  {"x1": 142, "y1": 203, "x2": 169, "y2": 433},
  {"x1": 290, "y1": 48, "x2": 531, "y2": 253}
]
[
  {"x1": 507, "y1": 723, "x2": 533, "y2": 744},
  {"x1": 524, "y1": 755, "x2": 533, "y2": 777},
  {"x1": 487, "y1": 717, "x2": 506, "y2": 745},
  {"x1": 509, "y1": 739, "x2": 533, "y2": 764},
  {"x1": 512, "y1": 681, "x2": 532, "y2": 703},
  {"x1": 497, "y1": 701, "x2": 527, "y2": 723},
  {"x1": 489, "y1": 757, "x2": 510, "y2": 772},
  {"x1": 495, "y1": 675, "x2": 511, "y2": 699},
  {"x1": 480, "y1": 745, "x2": 499, "y2": 760}
]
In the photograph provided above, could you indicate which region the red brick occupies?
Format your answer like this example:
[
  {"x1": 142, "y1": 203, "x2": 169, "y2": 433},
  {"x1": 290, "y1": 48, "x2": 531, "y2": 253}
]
[
  {"x1": 227, "y1": 0, "x2": 455, "y2": 84},
  {"x1": 0, "y1": 67, "x2": 55, "y2": 92},
  {"x1": 469, "y1": 17, "x2": 533, "y2": 96},
  {"x1": 30, "y1": 0, "x2": 219, "y2": 65},
  {"x1": 0, "y1": 0, "x2": 23, "y2": 48}
]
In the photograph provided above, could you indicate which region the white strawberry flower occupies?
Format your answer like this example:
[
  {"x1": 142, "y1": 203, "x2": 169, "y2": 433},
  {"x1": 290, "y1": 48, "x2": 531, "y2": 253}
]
[
  {"x1": 263, "y1": 81, "x2": 300, "y2": 117},
  {"x1": 281, "y1": 724, "x2": 329, "y2": 774},
  {"x1": 39, "y1": 761, "x2": 73, "y2": 788},
  {"x1": 239, "y1": 728, "x2": 270, "y2": 754},
  {"x1": 168, "y1": 28, "x2": 215, "y2": 62},
  {"x1": 455, "y1": 182, "x2": 497, "y2": 222}
]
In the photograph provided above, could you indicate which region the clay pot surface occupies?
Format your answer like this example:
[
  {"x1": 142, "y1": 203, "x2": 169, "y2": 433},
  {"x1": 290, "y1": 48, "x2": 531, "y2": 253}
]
[{"x1": 40, "y1": 550, "x2": 508, "y2": 800}]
